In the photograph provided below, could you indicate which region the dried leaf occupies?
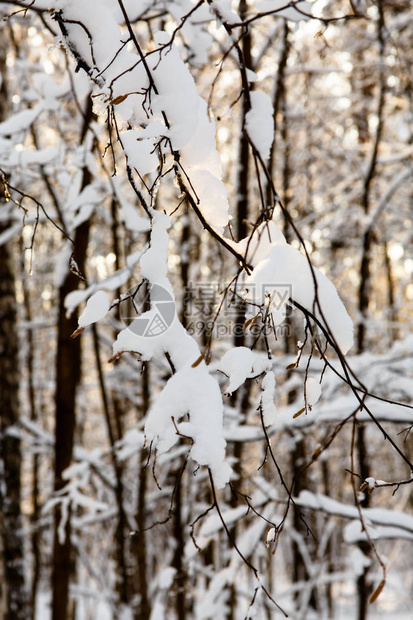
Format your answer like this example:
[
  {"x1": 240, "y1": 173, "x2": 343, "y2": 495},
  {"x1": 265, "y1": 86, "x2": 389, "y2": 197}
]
[
  {"x1": 369, "y1": 578, "x2": 385, "y2": 604},
  {"x1": 293, "y1": 407, "x2": 305, "y2": 419},
  {"x1": 191, "y1": 353, "x2": 204, "y2": 368},
  {"x1": 312, "y1": 446, "x2": 322, "y2": 459},
  {"x1": 286, "y1": 362, "x2": 297, "y2": 370},
  {"x1": 243, "y1": 314, "x2": 258, "y2": 332},
  {"x1": 108, "y1": 351, "x2": 125, "y2": 363},
  {"x1": 243, "y1": 317, "x2": 254, "y2": 331},
  {"x1": 110, "y1": 94, "x2": 128, "y2": 105},
  {"x1": 70, "y1": 326, "x2": 85, "y2": 339}
]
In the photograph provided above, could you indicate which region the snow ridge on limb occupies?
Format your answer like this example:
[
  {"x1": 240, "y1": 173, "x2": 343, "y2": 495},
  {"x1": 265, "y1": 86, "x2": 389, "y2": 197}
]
[
  {"x1": 234, "y1": 220, "x2": 354, "y2": 354},
  {"x1": 113, "y1": 211, "x2": 232, "y2": 488}
]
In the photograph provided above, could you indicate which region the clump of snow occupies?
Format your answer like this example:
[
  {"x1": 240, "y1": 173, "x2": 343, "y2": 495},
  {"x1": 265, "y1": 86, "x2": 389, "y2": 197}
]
[
  {"x1": 266, "y1": 527, "x2": 276, "y2": 546},
  {"x1": 233, "y1": 221, "x2": 354, "y2": 354},
  {"x1": 305, "y1": 376, "x2": 322, "y2": 407},
  {"x1": 142, "y1": 32, "x2": 231, "y2": 235},
  {"x1": 179, "y1": 99, "x2": 230, "y2": 235},
  {"x1": 210, "y1": 0, "x2": 240, "y2": 25},
  {"x1": 8, "y1": 145, "x2": 59, "y2": 167},
  {"x1": 78, "y1": 291, "x2": 110, "y2": 328},
  {"x1": 119, "y1": 199, "x2": 151, "y2": 233},
  {"x1": 115, "y1": 428, "x2": 145, "y2": 462},
  {"x1": 245, "y1": 243, "x2": 354, "y2": 353},
  {"x1": 219, "y1": 347, "x2": 254, "y2": 394},
  {"x1": 245, "y1": 91, "x2": 274, "y2": 160},
  {"x1": 139, "y1": 210, "x2": 170, "y2": 282},
  {"x1": 348, "y1": 548, "x2": 372, "y2": 577},
  {"x1": 256, "y1": 0, "x2": 312, "y2": 22},
  {"x1": 121, "y1": 131, "x2": 159, "y2": 177},
  {"x1": 218, "y1": 347, "x2": 272, "y2": 394},
  {"x1": 246, "y1": 69, "x2": 258, "y2": 82},
  {"x1": 194, "y1": 568, "x2": 232, "y2": 619},
  {"x1": 56, "y1": 0, "x2": 231, "y2": 237},
  {"x1": 54, "y1": 0, "x2": 123, "y2": 76},
  {"x1": 65, "y1": 287, "x2": 96, "y2": 318},
  {"x1": 113, "y1": 212, "x2": 231, "y2": 488},
  {"x1": 234, "y1": 220, "x2": 286, "y2": 265},
  {"x1": 168, "y1": 0, "x2": 212, "y2": 66},
  {"x1": 69, "y1": 183, "x2": 101, "y2": 229},
  {"x1": 150, "y1": 31, "x2": 200, "y2": 148},
  {"x1": 55, "y1": 242, "x2": 74, "y2": 290},
  {"x1": 0, "y1": 105, "x2": 41, "y2": 135},
  {"x1": 158, "y1": 567, "x2": 177, "y2": 590},
  {"x1": 145, "y1": 364, "x2": 232, "y2": 488}
]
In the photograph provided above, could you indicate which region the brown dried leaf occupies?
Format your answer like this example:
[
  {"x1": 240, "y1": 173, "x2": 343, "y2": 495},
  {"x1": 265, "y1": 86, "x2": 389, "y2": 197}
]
[
  {"x1": 70, "y1": 326, "x2": 85, "y2": 339},
  {"x1": 110, "y1": 94, "x2": 128, "y2": 105},
  {"x1": 243, "y1": 314, "x2": 259, "y2": 332},
  {"x1": 108, "y1": 351, "x2": 125, "y2": 363},
  {"x1": 243, "y1": 317, "x2": 254, "y2": 331},
  {"x1": 191, "y1": 353, "x2": 205, "y2": 368},
  {"x1": 369, "y1": 579, "x2": 385, "y2": 604}
]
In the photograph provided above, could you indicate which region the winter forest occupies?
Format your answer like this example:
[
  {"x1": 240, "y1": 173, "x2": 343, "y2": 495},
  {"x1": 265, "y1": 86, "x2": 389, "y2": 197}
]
[{"x1": 0, "y1": 0, "x2": 413, "y2": 619}]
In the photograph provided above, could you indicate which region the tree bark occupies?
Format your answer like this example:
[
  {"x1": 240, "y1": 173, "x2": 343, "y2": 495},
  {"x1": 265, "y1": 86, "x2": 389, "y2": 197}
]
[
  {"x1": 51, "y1": 97, "x2": 93, "y2": 620},
  {"x1": 132, "y1": 360, "x2": 151, "y2": 620},
  {"x1": 0, "y1": 221, "x2": 29, "y2": 620},
  {"x1": 0, "y1": 28, "x2": 28, "y2": 620},
  {"x1": 19, "y1": 239, "x2": 40, "y2": 620},
  {"x1": 354, "y1": 6, "x2": 386, "y2": 617},
  {"x1": 51, "y1": 220, "x2": 90, "y2": 620},
  {"x1": 228, "y1": 3, "x2": 252, "y2": 617}
]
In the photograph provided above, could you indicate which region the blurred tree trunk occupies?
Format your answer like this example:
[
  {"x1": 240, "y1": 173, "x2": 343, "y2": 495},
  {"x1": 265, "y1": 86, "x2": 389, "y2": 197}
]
[
  {"x1": 92, "y1": 323, "x2": 129, "y2": 605},
  {"x1": 383, "y1": 241, "x2": 398, "y2": 343},
  {"x1": 169, "y1": 208, "x2": 192, "y2": 619},
  {"x1": 0, "y1": 221, "x2": 29, "y2": 620},
  {"x1": 132, "y1": 360, "x2": 151, "y2": 620},
  {"x1": 51, "y1": 97, "x2": 93, "y2": 620},
  {"x1": 266, "y1": 21, "x2": 289, "y2": 211},
  {"x1": 354, "y1": 5, "x2": 386, "y2": 619},
  {"x1": 228, "y1": 2, "x2": 252, "y2": 617},
  {"x1": 356, "y1": 3, "x2": 385, "y2": 354},
  {"x1": 19, "y1": 238, "x2": 40, "y2": 620},
  {"x1": 0, "y1": 29, "x2": 28, "y2": 620}
]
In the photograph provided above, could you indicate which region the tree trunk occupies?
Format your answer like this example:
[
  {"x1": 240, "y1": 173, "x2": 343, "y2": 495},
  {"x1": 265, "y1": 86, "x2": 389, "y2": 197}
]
[
  {"x1": 356, "y1": 424, "x2": 371, "y2": 620},
  {"x1": 355, "y1": 6, "x2": 386, "y2": 617},
  {"x1": 229, "y1": 2, "x2": 252, "y2": 616},
  {"x1": 0, "y1": 222, "x2": 29, "y2": 620},
  {"x1": 51, "y1": 220, "x2": 90, "y2": 620},
  {"x1": 51, "y1": 97, "x2": 94, "y2": 620},
  {"x1": 0, "y1": 28, "x2": 28, "y2": 620},
  {"x1": 132, "y1": 360, "x2": 151, "y2": 620},
  {"x1": 92, "y1": 324, "x2": 129, "y2": 605},
  {"x1": 19, "y1": 239, "x2": 41, "y2": 620}
]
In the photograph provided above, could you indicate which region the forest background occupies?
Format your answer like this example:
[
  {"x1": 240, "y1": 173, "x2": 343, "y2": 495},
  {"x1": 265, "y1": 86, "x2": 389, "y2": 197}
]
[{"x1": 0, "y1": 1, "x2": 413, "y2": 619}]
